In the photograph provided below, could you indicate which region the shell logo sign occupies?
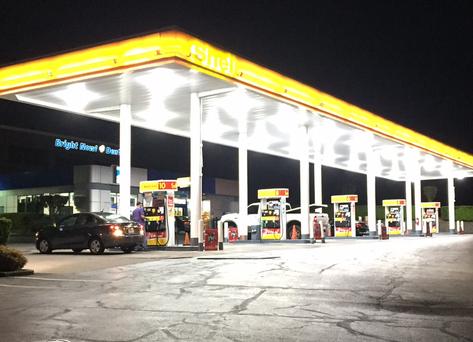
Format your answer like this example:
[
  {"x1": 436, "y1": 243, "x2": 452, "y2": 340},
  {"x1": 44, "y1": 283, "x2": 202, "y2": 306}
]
[{"x1": 139, "y1": 180, "x2": 177, "y2": 193}]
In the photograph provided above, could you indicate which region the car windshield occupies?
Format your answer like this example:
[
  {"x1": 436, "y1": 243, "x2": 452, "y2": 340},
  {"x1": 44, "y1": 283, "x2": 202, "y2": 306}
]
[{"x1": 96, "y1": 213, "x2": 130, "y2": 223}]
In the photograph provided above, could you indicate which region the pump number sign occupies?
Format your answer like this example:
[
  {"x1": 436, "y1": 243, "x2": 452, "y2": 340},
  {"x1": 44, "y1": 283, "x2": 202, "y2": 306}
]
[
  {"x1": 140, "y1": 180, "x2": 177, "y2": 193},
  {"x1": 258, "y1": 188, "x2": 289, "y2": 199},
  {"x1": 331, "y1": 195, "x2": 358, "y2": 203},
  {"x1": 382, "y1": 199, "x2": 406, "y2": 206}
]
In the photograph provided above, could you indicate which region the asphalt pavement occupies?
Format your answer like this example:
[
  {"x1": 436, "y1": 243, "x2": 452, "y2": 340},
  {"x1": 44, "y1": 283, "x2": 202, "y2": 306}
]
[{"x1": 1, "y1": 235, "x2": 473, "y2": 342}]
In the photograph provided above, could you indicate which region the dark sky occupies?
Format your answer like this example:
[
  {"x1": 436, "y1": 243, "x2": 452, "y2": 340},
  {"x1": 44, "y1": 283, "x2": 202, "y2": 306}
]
[{"x1": 0, "y1": 0, "x2": 472, "y2": 205}]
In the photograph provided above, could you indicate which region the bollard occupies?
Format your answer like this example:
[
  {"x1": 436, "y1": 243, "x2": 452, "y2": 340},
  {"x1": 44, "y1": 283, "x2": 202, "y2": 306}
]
[
  {"x1": 378, "y1": 220, "x2": 388, "y2": 240},
  {"x1": 425, "y1": 222, "x2": 432, "y2": 237},
  {"x1": 456, "y1": 221, "x2": 460, "y2": 234},
  {"x1": 218, "y1": 220, "x2": 224, "y2": 250},
  {"x1": 460, "y1": 221, "x2": 465, "y2": 235}
]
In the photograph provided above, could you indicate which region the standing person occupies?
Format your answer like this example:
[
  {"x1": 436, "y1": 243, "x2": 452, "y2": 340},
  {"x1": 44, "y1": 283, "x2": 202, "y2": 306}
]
[{"x1": 132, "y1": 202, "x2": 146, "y2": 250}]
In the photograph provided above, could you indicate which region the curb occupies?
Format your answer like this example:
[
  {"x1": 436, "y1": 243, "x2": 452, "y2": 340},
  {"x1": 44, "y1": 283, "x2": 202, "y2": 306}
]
[{"x1": 0, "y1": 268, "x2": 34, "y2": 277}]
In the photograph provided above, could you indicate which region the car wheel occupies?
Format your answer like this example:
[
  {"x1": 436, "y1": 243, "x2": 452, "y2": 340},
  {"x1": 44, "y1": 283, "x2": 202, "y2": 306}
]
[
  {"x1": 38, "y1": 239, "x2": 52, "y2": 254},
  {"x1": 72, "y1": 248, "x2": 83, "y2": 254},
  {"x1": 89, "y1": 238, "x2": 105, "y2": 255},
  {"x1": 121, "y1": 246, "x2": 134, "y2": 254}
]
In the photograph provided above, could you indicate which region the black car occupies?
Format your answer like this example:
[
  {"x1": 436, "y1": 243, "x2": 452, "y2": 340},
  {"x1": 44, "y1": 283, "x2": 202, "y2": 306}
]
[{"x1": 35, "y1": 212, "x2": 144, "y2": 255}]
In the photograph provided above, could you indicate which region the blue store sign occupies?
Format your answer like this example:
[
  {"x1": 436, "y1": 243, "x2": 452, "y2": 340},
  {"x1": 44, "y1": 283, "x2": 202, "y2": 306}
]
[{"x1": 54, "y1": 138, "x2": 119, "y2": 156}]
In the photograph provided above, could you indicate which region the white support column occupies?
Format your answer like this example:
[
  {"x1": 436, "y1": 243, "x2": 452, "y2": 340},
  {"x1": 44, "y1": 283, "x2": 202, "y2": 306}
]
[
  {"x1": 190, "y1": 93, "x2": 203, "y2": 249},
  {"x1": 448, "y1": 177, "x2": 456, "y2": 233},
  {"x1": 300, "y1": 125, "x2": 310, "y2": 240},
  {"x1": 366, "y1": 138, "x2": 377, "y2": 235},
  {"x1": 414, "y1": 177, "x2": 422, "y2": 234},
  {"x1": 366, "y1": 149, "x2": 377, "y2": 235},
  {"x1": 119, "y1": 104, "x2": 131, "y2": 218},
  {"x1": 238, "y1": 142, "x2": 248, "y2": 240},
  {"x1": 311, "y1": 119, "x2": 322, "y2": 240},
  {"x1": 405, "y1": 179, "x2": 413, "y2": 232},
  {"x1": 367, "y1": 171, "x2": 377, "y2": 235},
  {"x1": 313, "y1": 134, "x2": 323, "y2": 206}
]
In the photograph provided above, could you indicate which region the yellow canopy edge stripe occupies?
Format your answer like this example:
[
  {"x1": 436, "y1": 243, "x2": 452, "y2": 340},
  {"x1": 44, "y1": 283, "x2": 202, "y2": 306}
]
[{"x1": 0, "y1": 30, "x2": 472, "y2": 169}]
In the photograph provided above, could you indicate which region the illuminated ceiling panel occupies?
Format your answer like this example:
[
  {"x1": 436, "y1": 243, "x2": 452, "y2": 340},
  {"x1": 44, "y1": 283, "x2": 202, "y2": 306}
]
[{"x1": 6, "y1": 63, "x2": 473, "y2": 181}]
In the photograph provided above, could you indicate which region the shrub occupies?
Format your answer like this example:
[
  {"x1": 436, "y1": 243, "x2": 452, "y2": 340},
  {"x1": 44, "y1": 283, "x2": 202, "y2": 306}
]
[
  {"x1": 0, "y1": 245, "x2": 27, "y2": 272},
  {"x1": 0, "y1": 218, "x2": 12, "y2": 245},
  {"x1": 0, "y1": 213, "x2": 54, "y2": 236},
  {"x1": 441, "y1": 206, "x2": 473, "y2": 222}
]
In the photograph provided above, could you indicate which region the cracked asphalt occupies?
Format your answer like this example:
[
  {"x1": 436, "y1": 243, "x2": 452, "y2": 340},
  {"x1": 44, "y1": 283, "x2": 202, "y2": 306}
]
[{"x1": 1, "y1": 235, "x2": 473, "y2": 342}]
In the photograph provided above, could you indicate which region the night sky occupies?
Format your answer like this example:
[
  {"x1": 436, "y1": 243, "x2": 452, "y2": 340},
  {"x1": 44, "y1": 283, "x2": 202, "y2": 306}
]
[{"x1": 0, "y1": 0, "x2": 472, "y2": 205}]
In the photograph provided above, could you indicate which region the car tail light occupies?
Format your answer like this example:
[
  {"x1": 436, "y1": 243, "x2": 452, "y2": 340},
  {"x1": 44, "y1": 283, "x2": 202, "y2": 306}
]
[{"x1": 110, "y1": 225, "x2": 124, "y2": 237}]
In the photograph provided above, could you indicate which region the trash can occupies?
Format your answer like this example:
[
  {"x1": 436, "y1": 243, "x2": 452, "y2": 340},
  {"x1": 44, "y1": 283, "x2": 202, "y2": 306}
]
[{"x1": 204, "y1": 228, "x2": 218, "y2": 251}]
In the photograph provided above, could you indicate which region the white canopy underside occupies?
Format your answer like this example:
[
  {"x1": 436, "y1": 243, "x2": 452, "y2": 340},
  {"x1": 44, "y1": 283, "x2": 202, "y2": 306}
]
[{"x1": 5, "y1": 63, "x2": 472, "y2": 181}]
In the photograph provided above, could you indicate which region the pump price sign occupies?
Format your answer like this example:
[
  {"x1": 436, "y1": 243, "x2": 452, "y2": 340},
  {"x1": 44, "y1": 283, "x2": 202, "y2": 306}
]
[
  {"x1": 139, "y1": 180, "x2": 177, "y2": 193},
  {"x1": 331, "y1": 195, "x2": 358, "y2": 203},
  {"x1": 257, "y1": 188, "x2": 289, "y2": 199},
  {"x1": 382, "y1": 199, "x2": 406, "y2": 206},
  {"x1": 421, "y1": 202, "x2": 441, "y2": 208}
]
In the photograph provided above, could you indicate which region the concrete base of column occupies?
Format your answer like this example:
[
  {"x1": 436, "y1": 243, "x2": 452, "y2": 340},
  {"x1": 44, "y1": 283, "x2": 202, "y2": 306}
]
[
  {"x1": 199, "y1": 242, "x2": 204, "y2": 251},
  {"x1": 411, "y1": 230, "x2": 423, "y2": 236},
  {"x1": 449, "y1": 229, "x2": 457, "y2": 234},
  {"x1": 368, "y1": 231, "x2": 378, "y2": 237},
  {"x1": 239, "y1": 235, "x2": 248, "y2": 240},
  {"x1": 218, "y1": 242, "x2": 224, "y2": 250},
  {"x1": 191, "y1": 238, "x2": 199, "y2": 246},
  {"x1": 301, "y1": 234, "x2": 310, "y2": 239}
]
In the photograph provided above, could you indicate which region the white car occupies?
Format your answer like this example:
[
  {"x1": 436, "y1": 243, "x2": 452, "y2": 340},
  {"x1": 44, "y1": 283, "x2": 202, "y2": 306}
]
[{"x1": 219, "y1": 203, "x2": 330, "y2": 240}]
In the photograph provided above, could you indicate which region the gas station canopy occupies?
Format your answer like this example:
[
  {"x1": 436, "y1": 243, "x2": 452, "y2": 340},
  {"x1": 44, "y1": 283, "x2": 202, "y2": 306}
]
[{"x1": 1, "y1": 29, "x2": 472, "y2": 181}]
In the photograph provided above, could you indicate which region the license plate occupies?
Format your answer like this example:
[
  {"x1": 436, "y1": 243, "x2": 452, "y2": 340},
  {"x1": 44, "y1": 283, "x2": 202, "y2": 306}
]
[{"x1": 128, "y1": 228, "x2": 135, "y2": 234}]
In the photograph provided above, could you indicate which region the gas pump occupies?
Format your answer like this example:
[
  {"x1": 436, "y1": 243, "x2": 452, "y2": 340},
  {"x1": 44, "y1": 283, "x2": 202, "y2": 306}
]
[
  {"x1": 258, "y1": 188, "x2": 289, "y2": 240},
  {"x1": 139, "y1": 180, "x2": 178, "y2": 247},
  {"x1": 421, "y1": 202, "x2": 441, "y2": 235},
  {"x1": 382, "y1": 199, "x2": 406, "y2": 235},
  {"x1": 331, "y1": 195, "x2": 358, "y2": 237}
]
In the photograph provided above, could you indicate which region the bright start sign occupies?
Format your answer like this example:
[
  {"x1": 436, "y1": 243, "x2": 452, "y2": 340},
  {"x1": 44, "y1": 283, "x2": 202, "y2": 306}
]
[{"x1": 54, "y1": 138, "x2": 119, "y2": 156}]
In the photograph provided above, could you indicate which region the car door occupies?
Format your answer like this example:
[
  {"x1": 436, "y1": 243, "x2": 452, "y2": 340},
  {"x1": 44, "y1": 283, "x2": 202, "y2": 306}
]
[
  {"x1": 55, "y1": 214, "x2": 79, "y2": 248},
  {"x1": 69, "y1": 214, "x2": 94, "y2": 248}
]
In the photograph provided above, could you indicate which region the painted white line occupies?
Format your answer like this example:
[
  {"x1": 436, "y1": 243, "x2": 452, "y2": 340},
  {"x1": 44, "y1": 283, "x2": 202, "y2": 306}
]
[
  {"x1": 0, "y1": 283, "x2": 56, "y2": 289},
  {"x1": 11, "y1": 276, "x2": 108, "y2": 283}
]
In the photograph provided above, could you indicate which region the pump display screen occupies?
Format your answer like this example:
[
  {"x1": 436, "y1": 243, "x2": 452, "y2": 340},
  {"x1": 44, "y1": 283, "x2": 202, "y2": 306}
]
[
  {"x1": 386, "y1": 206, "x2": 402, "y2": 235},
  {"x1": 423, "y1": 208, "x2": 438, "y2": 233},
  {"x1": 261, "y1": 200, "x2": 282, "y2": 240},
  {"x1": 334, "y1": 203, "x2": 352, "y2": 237},
  {"x1": 144, "y1": 197, "x2": 167, "y2": 245}
]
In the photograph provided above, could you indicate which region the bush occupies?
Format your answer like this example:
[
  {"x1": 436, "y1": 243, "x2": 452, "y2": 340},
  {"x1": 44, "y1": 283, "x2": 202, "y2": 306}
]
[
  {"x1": 0, "y1": 245, "x2": 27, "y2": 272},
  {"x1": 441, "y1": 206, "x2": 473, "y2": 222},
  {"x1": 0, "y1": 218, "x2": 12, "y2": 245},
  {"x1": 0, "y1": 213, "x2": 54, "y2": 236}
]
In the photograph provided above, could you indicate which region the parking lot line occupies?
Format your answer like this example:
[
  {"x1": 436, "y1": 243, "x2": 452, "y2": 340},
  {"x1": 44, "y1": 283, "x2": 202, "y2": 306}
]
[{"x1": 11, "y1": 276, "x2": 108, "y2": 283}]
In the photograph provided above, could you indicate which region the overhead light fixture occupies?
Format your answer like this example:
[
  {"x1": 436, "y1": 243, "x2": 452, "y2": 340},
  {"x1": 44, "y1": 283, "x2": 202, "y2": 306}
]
[
  {"x1": 422, "y1": 154, "x2": 438, "y2": 172},
  {"x1": 50, "y1": 82, "x2": 101, "y2": 111},
  {"x1": 134, "y1": 67, "x2": 187, "y2": 96}
]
